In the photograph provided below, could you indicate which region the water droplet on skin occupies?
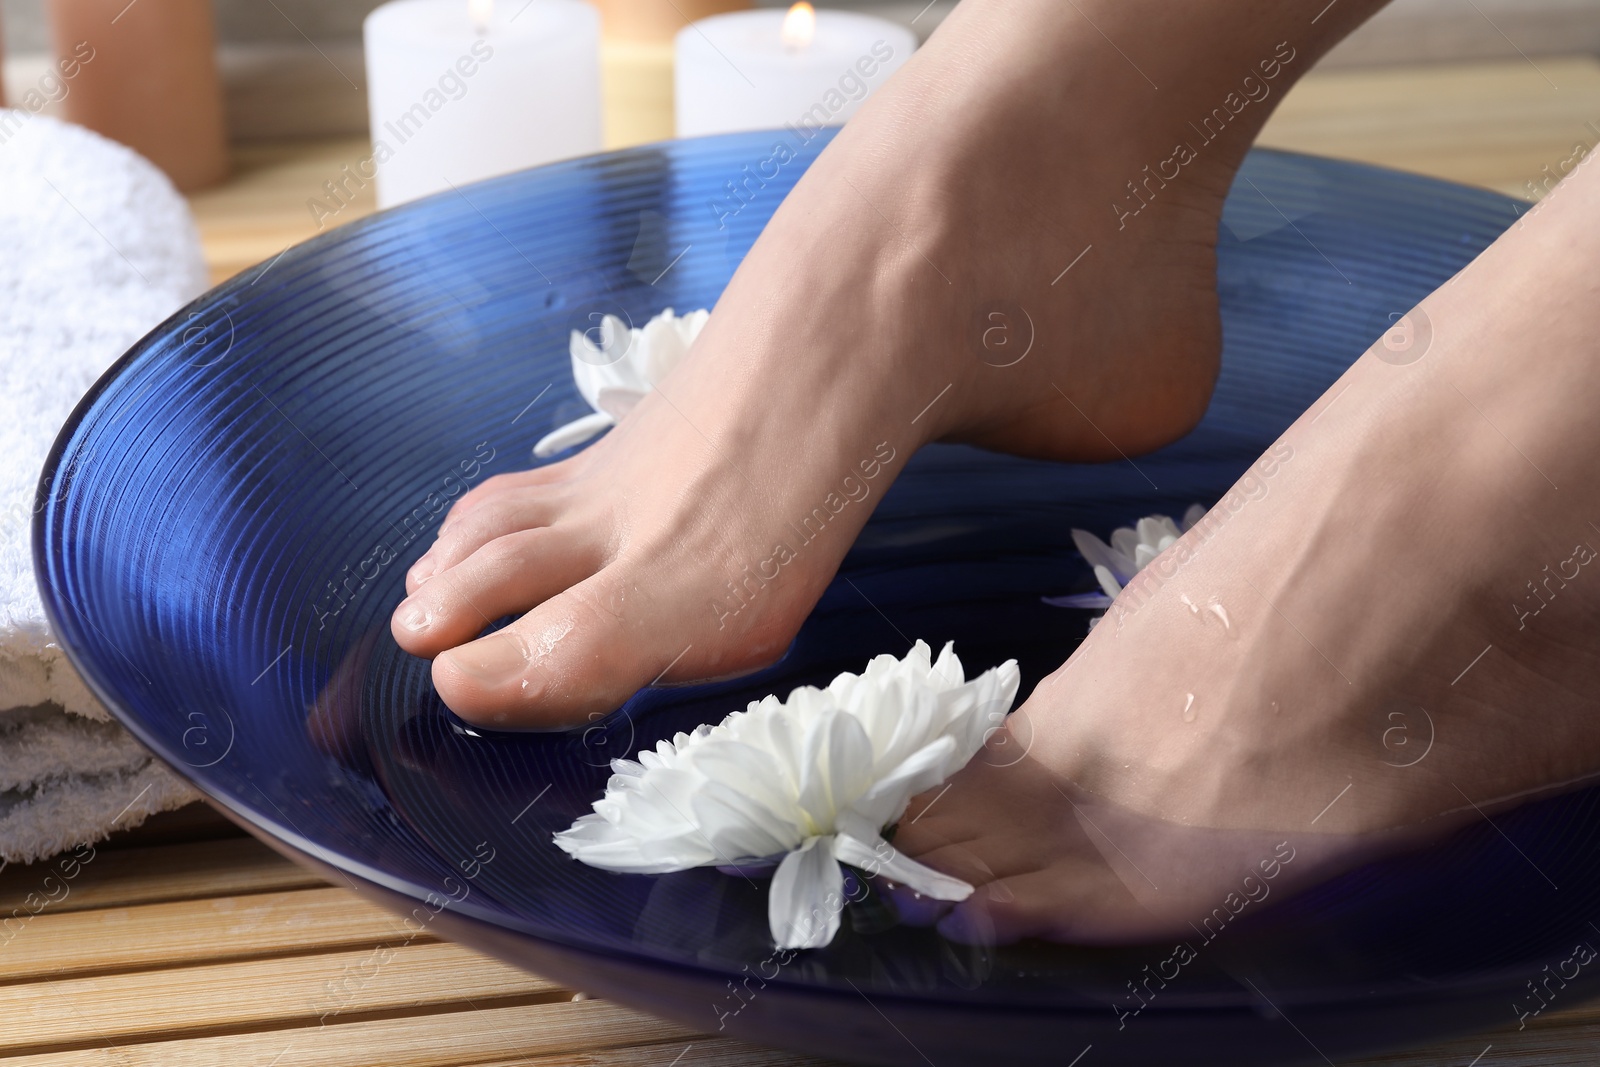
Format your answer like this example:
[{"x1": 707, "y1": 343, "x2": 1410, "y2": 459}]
[
  {"x1": 1179, "y1": 593, "x2": 1200, "y2": 615},
  {"x1": 1182, "y1": 692, "x2": 1197, "y2": 722},
  {"x1": 536, "y1": 618, "x2": 576, "y2": 657},
  {"x1": 1270, "y1": 701, "x2": 1280, "y2": 714},
  {"x1": 1209, "y1": 602, "x2": 1231, "y2": 631}
]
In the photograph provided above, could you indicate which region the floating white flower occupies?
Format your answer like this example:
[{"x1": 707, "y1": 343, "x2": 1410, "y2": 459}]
[
  {"x1": 554, "y1": 641, "x2": 1020, "y2": 950},
  {"x1": 533, "y1": 307, "x2": 711, "y2": 458},
  {"x1": 1044, "y1": 505, "x2": 1207, "y2": 615}
]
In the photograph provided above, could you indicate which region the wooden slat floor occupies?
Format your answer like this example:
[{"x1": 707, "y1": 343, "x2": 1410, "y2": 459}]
[
  {"x1": 16, "y1": 50, "x2": 1592, "y2": 1067},
  {"x1": 0, "y1": 813, "x2": 1596, "y2": 1066},
  {"x1": 0, "y1": 815, "x2": 834, "y2": 1066}
]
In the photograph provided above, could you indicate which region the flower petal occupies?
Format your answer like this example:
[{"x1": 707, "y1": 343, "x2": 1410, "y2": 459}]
[
  {"x1": 1093, "y1": 564, "x2": 1123, "y2": 599},
  {"x1": 1072, "y1": 528, "x2": 1137, "y2": 583},
  {"x1": 570, "y1": 318, "x2": 645, "y2": 407},
  {"x1": 592, "y1": 385, "x2": 648, "y2": 422},
  {"x1": 532, "y1": 412, "x2": 615, "y2": 458},
  {"x1": 769, "y1": 836, "x2": 844, "y2": 950},
  {"x1": 691, "y1": 741, "x2": 794, "y2": 813},
  {"x1": 943, "y1": 659, "x2": 1020, "y2": 759},
  {"x1": 928, "y1": 641, "x2": 965, "y2": 690},
  {"x1": 796, "y1": 709, "x2": 873, "y2": 831},
  {"x1": 1133, "y1": 516, "x2": 1161, "y2": 550},
  {"x1": 835, "y1": 832, "x2": 973, "y2": 902},
  {"x1": 553, "y1": 813, "x2": 716, "y2": 873},
  {"x1": 1109, "y1": 526, "x2": 1142, "y2": 564},
  {"x1": 850, "y1": 735, "x2": 958, "y2": 828},
  {"x1": 690, "y1": 772, "x2": 805, "y2": 861},
  {"x1": 1041, "y1": 592, "x2": 1115, "y2": 609},
  {"x1": 637, "y1": 307, "x2": 708, "y2": 382}
]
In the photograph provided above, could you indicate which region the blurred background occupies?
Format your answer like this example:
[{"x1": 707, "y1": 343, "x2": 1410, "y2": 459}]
[
  {"x1": 3, "y1": 0, "x2": 1597, "y2": 142},
  {"x1": 4, "y1": 0, "x2": 1600, "y2": 278}
]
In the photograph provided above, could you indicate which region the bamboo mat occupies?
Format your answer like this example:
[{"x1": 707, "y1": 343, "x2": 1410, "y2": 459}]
[{"x1": 16, "y1": 52, "x2": 1593, "y2": 1067}]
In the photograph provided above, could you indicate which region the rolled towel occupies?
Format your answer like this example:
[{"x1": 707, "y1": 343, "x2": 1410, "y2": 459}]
[{"x1": 0, "y1": 112, "x2": 209, "y2": 864}]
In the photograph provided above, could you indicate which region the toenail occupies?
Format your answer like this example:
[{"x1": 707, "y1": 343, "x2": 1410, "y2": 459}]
[
  {"x1": 398, "y1": 601, "x2": 431, "y2": 632},
  {"x1": 442, "y1": 633, "x2": 531, "y2": 686},
  {"x1": 410, "y1": 553, "x2": 436, "y2": 583}
]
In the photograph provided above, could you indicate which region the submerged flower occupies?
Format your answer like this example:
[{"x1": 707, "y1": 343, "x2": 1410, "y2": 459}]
[
  {"x1": 533, "y1": 307, "x2": 711, "y2": 458},
  {"x1": 1044, "y1": 505, "x2": 1207, "y2": 616},
  {"x1": 554, "y1": 641, "x2": 1020, "y2": 949}
]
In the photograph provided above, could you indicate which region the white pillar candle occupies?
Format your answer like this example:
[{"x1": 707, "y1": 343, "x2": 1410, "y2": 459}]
[
  {"x1": 364, "y1": 0, "x2": 603, "y2": 209},
  {"x1": 674, "y1": 4, "x2": 914, "y2": 138}
]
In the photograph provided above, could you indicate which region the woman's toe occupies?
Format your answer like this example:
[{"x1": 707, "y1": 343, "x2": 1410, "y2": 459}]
[
  {"x1": 447, "y1": 463, "x2": 579, "y2": 520},
  {"x1": 937, "y1": 863, "x2": 1146, "y2": 946},
  {"x1": 392, "y1": 526, "x2": 599, "y2": 657},
  {"x1": 405, "y1": 491, "x2": 567, "y2": 593},
  {"x1": 431, "y1": 569, "x2": 685, "y2": 728}
]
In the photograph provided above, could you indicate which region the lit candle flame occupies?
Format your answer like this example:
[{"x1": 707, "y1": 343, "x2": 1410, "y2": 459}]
[
  {"x1": 470, "y1": 0, "x2": 493, "y2": 33},
  {"x1": 781, "y1": 2, "x2": 816, "y2": 50}
]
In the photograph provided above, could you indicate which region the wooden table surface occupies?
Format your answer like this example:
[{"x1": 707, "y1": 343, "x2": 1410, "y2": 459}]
[{"x1": 13, "y1": 54, "x2": 1598, "y2": 1067}]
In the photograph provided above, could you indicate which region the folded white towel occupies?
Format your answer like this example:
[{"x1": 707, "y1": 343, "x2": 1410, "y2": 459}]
[{"x1": 0, "y1": 111, "x2": 209, "y2": 864}]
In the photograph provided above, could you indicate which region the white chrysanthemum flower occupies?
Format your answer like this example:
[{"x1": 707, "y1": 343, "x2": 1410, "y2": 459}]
[
  {"x1": 1044, "y1": 505, "x2": 1207, "y2": 616},
  {"x1": 554, "y1": 641, "x2": 1021, "y2": 950},
  {"x1": 533, "y1": 307, "x2": 710, "y2": 458}
]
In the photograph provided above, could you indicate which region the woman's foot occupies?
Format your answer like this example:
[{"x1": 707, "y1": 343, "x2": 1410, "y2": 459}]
[
  {"x1": 391, "y1": 0, "x2": 1376, "y2": 727},
  {"x1": 896, "y1": 155, "x2": 1600, "y2": 943}
]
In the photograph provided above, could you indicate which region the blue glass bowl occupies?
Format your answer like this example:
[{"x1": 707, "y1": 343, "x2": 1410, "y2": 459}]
[{"x1": 38, "y1": 132, "x2": 1576, "y2": 1065}]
